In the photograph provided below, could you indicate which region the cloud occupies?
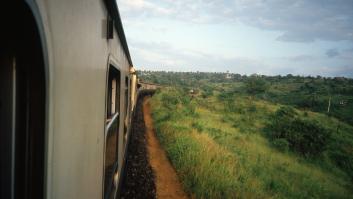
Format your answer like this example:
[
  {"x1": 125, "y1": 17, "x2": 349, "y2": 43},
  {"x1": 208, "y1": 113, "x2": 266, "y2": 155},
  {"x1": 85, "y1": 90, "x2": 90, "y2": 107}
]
[
  {"x1": 118, "y1": 0, "x2": 173, "y2": 17},
  {"x1": 130, "y1": 40, "x2": 333, "y2": 76},
  {"x1": 118, "y1": 0, "x2": 353, "y2": 42},
  {"x1": 129, "y1": 40, "x2": 270, "y2": 73},
  {"x1": 296, "y1": 65, "x2": 353, "y2": 77},
  {"x1": 326, "y1": 48, "x2": 340, "y2": 58},
  {"x1": 117, "y1": 0, "x2": 353, "y2": 77},
  {"x1": 129, "y1": 40, "x2": 353, "y2": 77},
  {"x1": 285, "y1": 54, "x2": 314, "y2": 62},
  {"x1": 237, "y1": 0, "x2": 353, "y2": 42},
  {"x1": 347, "y1": 48, "x2": 353, "y2": 52}
]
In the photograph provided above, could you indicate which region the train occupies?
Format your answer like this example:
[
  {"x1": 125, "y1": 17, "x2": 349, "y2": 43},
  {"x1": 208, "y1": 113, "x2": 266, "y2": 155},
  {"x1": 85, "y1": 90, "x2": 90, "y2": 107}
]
[{"x1": 0, "y1": 1, "x2": 142, "y2": 198}]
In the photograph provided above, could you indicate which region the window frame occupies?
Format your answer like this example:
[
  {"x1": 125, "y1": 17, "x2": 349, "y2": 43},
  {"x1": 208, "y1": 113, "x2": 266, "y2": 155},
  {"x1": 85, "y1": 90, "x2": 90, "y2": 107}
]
[
  {"x1": 123, "y1": 76, "x2": 130, "y2": 142},
  {"x1": 103, "y1": 63, "x2": 121, "y2": 199}
]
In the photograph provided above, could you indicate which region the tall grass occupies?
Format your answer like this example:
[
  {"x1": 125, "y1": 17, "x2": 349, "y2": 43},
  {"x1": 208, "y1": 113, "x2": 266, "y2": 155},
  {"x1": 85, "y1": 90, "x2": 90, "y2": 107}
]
[{"x1": 150, "y1": 88, "x2": 353, "y2": 199}]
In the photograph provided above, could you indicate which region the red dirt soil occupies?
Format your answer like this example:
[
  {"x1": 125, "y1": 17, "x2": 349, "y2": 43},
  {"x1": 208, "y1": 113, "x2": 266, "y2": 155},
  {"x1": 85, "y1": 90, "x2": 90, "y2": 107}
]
[{"x1": 143, "y1": 97, "x2": 189, "y2": 199}]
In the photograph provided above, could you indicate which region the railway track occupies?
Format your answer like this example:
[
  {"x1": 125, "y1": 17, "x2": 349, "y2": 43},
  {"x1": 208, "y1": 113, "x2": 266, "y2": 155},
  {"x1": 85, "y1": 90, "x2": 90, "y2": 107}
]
[
  {"x1": 120, "y1": 91, "x2": 156, "y2": 199},
  {"x1": 120, "y1": 91, "x2": 188, "y2": 199}
]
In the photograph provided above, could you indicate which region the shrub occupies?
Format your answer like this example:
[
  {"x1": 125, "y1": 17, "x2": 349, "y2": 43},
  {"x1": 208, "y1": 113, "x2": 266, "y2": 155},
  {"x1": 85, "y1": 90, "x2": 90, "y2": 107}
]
[
  {"x1": 274, "y1": 106, "x2": 297, "y2": 118},
  {"x1": 224, "y1": 99, "x2": 236, "y2": 113},
  {"x1": 272, "y1": 138, "x2": 289, "y2": 152},
  {"x1": 201, "y1": 88, "x2": 213, "y2": 98},
  {"x1": 218, "y1": 91, "x2": 234, "y2": 101},
  {"x1": 192, "y1": 121, "x2": 204, "y2": 132},
  {"x1": 329, "y1": 150, "x2": 353, "y2": 181},
  {"x1": 289, "y1": 118, "x2": 330, "y2": 156},
  {"x1": 180, "y1": 94, "x2": 191, "y2": 105},
  {"x1": 267, "y1": 106, "x2": 297, "y2": 139},
  {"x1": 267, "y1": 106, "x2": 331, "y2": 156},
  {"x1": 183, "y1": 101, "x2": 198, "y2": 117},
  {"x1": 161, "y1": 92, "x2": 179, "y2": 108},
  {"x1": 245, "y1": 76, "x2": 269, "y2": 96},
  {"x1": 247, "y1": 105, "x2": 257, "y2": 113}
]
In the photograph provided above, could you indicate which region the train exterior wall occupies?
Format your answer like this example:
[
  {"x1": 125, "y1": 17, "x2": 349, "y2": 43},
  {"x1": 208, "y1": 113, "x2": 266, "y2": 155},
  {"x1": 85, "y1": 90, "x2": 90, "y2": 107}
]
[{"x1": 33, "y1": 0, "x2": 131, "y2": 198}]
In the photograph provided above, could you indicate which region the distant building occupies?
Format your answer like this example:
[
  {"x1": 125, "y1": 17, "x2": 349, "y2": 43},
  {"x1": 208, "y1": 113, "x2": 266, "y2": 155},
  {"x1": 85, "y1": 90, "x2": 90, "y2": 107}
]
[
  {"x1": 225, "y1": 70, "x2": 232, "y2": 79},
  {"x1": 339, "y1": 100, "x2": 347, "y2": 106},
  {"x1": 189, "y1": 89, "x2": 199, "y2": 97}
]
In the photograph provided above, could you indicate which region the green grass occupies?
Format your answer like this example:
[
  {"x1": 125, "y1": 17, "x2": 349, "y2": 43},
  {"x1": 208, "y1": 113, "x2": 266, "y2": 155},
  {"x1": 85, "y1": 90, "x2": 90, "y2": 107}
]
[{"x1": 150, "y1": 88, "x2": 353, "y2": 199}]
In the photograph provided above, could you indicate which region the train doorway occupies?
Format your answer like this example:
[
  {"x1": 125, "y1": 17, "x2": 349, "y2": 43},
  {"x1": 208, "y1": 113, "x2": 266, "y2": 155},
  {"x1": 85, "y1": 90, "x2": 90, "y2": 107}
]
[{"x1": 0, "y1": 2, "x2": 46, "y2": 199}]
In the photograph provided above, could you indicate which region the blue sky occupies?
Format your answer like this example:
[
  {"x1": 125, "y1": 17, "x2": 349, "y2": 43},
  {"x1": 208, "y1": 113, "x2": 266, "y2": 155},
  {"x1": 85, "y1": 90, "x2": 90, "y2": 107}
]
[{"x1": 117, "y1": 0, "x2": 353, "y2": 77}]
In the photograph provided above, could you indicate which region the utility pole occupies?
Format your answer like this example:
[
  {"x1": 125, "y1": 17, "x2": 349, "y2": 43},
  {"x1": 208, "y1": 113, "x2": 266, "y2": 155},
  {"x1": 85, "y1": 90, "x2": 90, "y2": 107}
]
[{"x1": 327, "y1": 96, "x2": 331, "y2": 113}]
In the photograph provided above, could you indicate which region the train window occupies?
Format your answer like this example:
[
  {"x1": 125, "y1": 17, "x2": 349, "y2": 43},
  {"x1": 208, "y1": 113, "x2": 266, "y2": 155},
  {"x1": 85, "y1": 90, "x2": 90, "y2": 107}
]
[
  {"x1": 125, "y1": 76, "x2": 129, "y2": 115},
  {"x1": 107, "y1": 67, "x2": 120, "y2": 119},
  {"x1": 111, "y1": 78, "x2": 117, "y2": 115},
  {"x1": 124, "y1": 76, "x2": 129, "y2": 142},
  {"x1": 104, "y1": 65, "x2": 120, "y2": 198},
  {"x1": 130, "y1": 78, "x2": 134, "y2": 112}
]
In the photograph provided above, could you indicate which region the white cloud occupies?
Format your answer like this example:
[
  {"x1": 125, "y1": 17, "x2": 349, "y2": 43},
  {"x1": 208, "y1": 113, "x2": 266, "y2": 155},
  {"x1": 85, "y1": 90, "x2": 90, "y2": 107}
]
[
  {"x1": 118, "y1": 0, "x2": 353, "y2": 42},
  {"x1": 117, "y1": 0, "x2": 353, "y2": 77},
  {"x1": 129, "y1": 40, "x2": 353, "y2": 77},
  {"x1": 284, "y1": 55, "x2": 314, "y2": 62},
  {"x1": 326, "y1": 48, "x2": 340, "y2": 58},
  {"x1": 129, "y1": 40, "x2": 275, "y2": 74},
  {"x1": 124, "y1": 0, "x2": 144, "y2": 8},
  {"x1": 119, "y1": 0, "x2": 173, "y2": 17}
]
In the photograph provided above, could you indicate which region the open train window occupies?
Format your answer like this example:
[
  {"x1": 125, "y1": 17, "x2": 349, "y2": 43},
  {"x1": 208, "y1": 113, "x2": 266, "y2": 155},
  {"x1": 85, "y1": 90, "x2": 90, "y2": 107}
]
[{"x1": 104, "y1": 65, "x2": 120, "y2": 199}]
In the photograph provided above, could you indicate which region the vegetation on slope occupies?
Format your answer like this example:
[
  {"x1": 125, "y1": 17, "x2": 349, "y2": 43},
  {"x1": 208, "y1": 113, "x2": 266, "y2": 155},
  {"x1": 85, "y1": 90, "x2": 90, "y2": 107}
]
[
  {"x1": 139, "y1": 71, "x2": 353, "y2": 126},
  {"x1": 149, "y1": 86, "x2": 353, "y2": 198}
]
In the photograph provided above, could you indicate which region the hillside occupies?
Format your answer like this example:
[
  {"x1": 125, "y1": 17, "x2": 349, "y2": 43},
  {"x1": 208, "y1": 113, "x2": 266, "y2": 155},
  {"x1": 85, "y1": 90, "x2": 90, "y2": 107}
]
[
  {"x1": 140, "y1": 71, "x2": 353, "y2": 198},
  {"x1": 139, "y1": 71, "x2": 353, "y2": 126}
]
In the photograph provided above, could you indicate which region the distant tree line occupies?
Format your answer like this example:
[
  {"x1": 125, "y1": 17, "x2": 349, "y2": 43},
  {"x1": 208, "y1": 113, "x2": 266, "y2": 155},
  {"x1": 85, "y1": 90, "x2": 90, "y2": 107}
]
[{"x1": 138, "y1": 70, "x2": 353, "y2": 126}]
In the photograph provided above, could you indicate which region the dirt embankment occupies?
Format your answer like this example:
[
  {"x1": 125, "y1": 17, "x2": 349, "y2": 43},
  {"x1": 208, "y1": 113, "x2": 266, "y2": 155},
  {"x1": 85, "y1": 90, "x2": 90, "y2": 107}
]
[
  {"x1": 143, "y1": 97, "x2": 188, "y2": 199},
  {"x1": 120, "y1": 93, "x2": 188, "y2": 199}
]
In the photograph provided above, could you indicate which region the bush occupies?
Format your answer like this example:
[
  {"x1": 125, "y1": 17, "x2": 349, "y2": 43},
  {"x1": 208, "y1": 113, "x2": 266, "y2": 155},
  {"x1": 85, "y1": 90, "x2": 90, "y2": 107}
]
[
  {"x1": 201, "y1": 87, "x2": 213, "y2": 98},
  {"x1": 247, "y1": 105, "x2": 257, "y2": 113},
  {"x1": 161, "y1": 92, "x2": 180, "y2": 108},
  {"x1": 274, "y1": 106, "x2": 297, "y2": 118},
  {"x1": 245, "y1": 76, "x2": 269, "y2": 96},
  {"x1": 272, "y1": 138, "x2": 289, "y2": 152},
  {"x1": 218, "y1": 91, "x2": 234, "y2": 101},
  {"x1": 268, "y1": 106, "x2": 331, "y2": 156},
  {"x1": 183, "y1": 101, "x2": 198, "y2": 117},
  {"x1": 192, "y1": 121, "x2": 204, "y2": 132},
  {"x1": 329, "y1": 150, "x2": 353, "y2": 181},
  {"x1": 290, "y1": 118, "x2": 330, "y2": 156}
]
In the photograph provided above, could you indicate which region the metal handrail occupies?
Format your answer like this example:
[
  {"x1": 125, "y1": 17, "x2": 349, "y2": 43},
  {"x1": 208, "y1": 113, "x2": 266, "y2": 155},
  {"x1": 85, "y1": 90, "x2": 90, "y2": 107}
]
[{"x1": 106, "y1": 112, "x2": 119, "y2": 133}]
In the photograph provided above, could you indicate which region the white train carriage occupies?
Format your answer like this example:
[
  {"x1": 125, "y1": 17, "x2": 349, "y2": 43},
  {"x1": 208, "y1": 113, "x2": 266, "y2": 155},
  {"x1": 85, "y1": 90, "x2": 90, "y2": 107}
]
[{"x1": 0, "y1": 1, "x2": 138, "y2": 198}]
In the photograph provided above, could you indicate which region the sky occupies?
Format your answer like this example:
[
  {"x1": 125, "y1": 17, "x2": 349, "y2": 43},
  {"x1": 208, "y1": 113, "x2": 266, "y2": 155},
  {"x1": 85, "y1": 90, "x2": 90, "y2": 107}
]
[{"x1": 116, "y1": 0, "x2": 353, "y2": 77}]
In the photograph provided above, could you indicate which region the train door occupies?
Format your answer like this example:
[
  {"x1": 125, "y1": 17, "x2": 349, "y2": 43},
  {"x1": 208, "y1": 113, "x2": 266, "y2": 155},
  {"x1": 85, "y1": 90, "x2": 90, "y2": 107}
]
[
  {"x1": 0, "y1": 2, "x2": 46, "y2": 199},
  {"x1": 104, "y1": 65, "x2": 121, "y2": 199}
]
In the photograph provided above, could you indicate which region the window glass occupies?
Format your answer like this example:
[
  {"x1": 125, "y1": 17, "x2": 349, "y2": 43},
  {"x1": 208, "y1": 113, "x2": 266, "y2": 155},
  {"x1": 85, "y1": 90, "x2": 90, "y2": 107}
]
[
  {"x1": 107, "y1": 67, "x2": 120, "y2": 119},
  {"x1": 104, "y1": 65, "x2": 120, "y2": 198},
  {"x1": 124, "y1": 76, "x2": 129, "y2": 142}
]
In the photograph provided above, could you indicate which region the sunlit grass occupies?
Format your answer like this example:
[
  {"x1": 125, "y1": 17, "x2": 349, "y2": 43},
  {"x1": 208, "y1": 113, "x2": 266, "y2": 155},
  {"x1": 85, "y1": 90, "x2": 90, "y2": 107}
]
[{"x1": 150, "y1": 88, "x2": 353, "y2": 199}]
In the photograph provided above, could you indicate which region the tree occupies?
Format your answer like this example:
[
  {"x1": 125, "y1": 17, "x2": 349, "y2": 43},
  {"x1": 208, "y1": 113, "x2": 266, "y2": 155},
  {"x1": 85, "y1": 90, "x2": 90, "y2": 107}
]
[{"x1": 245, "y1": 76, "x2": 269, "y2": 97}]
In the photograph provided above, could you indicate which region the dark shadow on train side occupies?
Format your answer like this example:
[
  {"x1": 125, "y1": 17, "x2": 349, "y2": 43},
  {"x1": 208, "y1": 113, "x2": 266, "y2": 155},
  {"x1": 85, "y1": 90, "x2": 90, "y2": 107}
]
[
  {"x1": 0, "y1": 2, "x2": 46, "y2": 199},
  {"x1": 139, "y1": 89, "x2": 156, "y2": 97}
]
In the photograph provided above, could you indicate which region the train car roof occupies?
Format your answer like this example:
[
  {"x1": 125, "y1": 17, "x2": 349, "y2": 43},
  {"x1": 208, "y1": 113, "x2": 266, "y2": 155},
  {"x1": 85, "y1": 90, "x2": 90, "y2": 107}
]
[{"x1": 104, "y1": 0, "x2": 133, "y2": 67}]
